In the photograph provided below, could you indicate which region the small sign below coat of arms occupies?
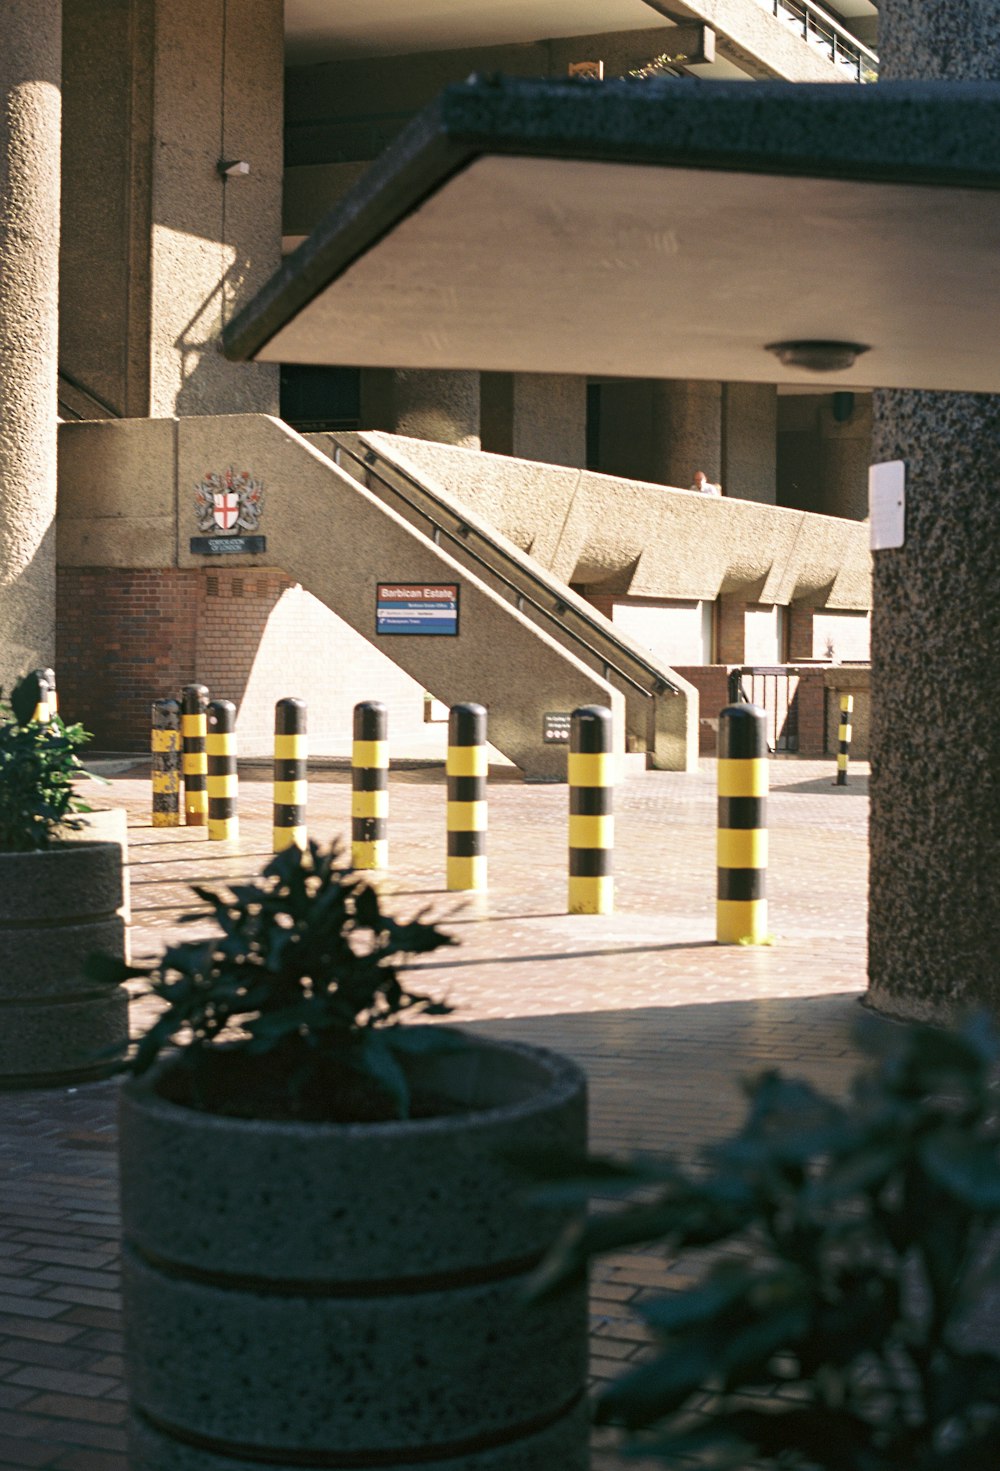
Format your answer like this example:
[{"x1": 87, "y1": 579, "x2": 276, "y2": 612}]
[{"x1": 194, "y1": 468, "x2": 264, "y2": 535}]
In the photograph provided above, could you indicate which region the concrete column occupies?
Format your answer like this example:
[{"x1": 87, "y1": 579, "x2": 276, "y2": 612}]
[
  {"x1": 392, "y1": 371, "x2": 480, "y2": 449},
  {"x1": 480, "y1": 373, "x2": 586, "y2": 467},
  {"x1": 60, "y1": 0, "x2": 281, "y2": 419},
  {"x1": 0, "y1": 3, "x2": 61, "y2": 683},
  {"x1": 867, "y1": 0, "x2": 1000, "y2": 1021},
  {"x1": 722, "y1": 383, "x2": 777, "y2": 504},
  {"x1": 819, "y1": 392, "x2": 872, "y2": 520},
  {"x1": 649, "y1": 380, "x2": 723, "y2": 491}
]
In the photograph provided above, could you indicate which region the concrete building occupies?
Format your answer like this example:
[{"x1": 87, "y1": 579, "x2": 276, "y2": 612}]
[{"x1": 1, "y1": 0, "x2": 878, "y2": 780}]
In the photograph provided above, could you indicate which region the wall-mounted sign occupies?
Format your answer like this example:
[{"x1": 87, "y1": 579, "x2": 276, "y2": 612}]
[
  {"x1": 194, "y1": 468, "x2": 265, "y2": 536},
  {"x1": 376, "y1": 584, "x2": 459, "y2": 636},
  {"x1": 543, "y1": 712, "x2": 572, "y2": 743},
  {"x1": 190, "y1": 535, "x2": 266, "y2": 556},
  {"x1": 869, "y1": 461, "x2": 905, "y2": 550}
]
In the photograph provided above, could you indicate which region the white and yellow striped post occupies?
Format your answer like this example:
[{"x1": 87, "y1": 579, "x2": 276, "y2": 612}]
[
  {"x1": 716, "y1": 702, "x2": 768, "y2": 944},
  {"x1": 273, "y1": 698, "x2": 307, "y2": 852},
  {"x1": 836, "y1": 694, "x2": 853, "y2": 786},
  {"x1": 568, "y1": 705, "x2": 614, "y2": 915},
  {"x1": 447, "y1": 703, "x2": 487, "y2": 891},
  {"x1": 32, "y1": 667, "x2": 56, "y2": 722},
  {"x1": 207, "y1": 699, "x2": 239, "y2": 842},
  {"x1": 352, "y1": 701, "x2": 388, "y2": 870}
]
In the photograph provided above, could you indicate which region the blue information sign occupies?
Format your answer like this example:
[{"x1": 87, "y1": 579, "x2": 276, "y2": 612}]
[{"x1": 376, "y1": 583, "x2": 459, "y2": 636}]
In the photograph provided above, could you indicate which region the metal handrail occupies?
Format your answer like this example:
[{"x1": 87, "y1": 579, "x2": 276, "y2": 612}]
[
  {"x1": 322, "y1": 434, "x2": 683, "y2": 701},
  {"x1": 763, "y1": 0, "x2": 879, "y2": 82}
]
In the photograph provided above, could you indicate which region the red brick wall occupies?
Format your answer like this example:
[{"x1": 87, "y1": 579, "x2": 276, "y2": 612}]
[{"x1": 673, "y1": 666, "x2": 731, "y2": 754}]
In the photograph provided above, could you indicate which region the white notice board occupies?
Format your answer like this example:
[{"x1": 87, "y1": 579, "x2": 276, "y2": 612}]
[{"x1": 869, "y1": 461, "x2": 906, "y2": 550}]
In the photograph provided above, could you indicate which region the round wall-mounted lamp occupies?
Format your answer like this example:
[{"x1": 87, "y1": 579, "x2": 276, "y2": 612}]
[{"x1": 765, "y1": 340, "x2": 870, "y2": 373}]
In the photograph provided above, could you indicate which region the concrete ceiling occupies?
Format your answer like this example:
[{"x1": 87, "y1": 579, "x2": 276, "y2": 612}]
[
  {"x1": 285, "y1": 0, "x2": 677, "y2": 63},
  {"x1": 226, "y1": 77, "x2": 1000, "y2": 394}
]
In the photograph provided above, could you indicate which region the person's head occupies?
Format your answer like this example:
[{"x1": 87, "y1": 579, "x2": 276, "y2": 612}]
[{"x1": 692, "y1": 470, "x2": 707, "y2": 488}]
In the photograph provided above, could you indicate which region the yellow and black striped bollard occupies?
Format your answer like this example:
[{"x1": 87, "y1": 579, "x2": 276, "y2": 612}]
[
  {"x1": 836, "y1": 694, "x2": 853, "y2": 787},
  {"x1": 181, "y1": 684, "x2": 209, "y2": 827},
  {"x1": 352, "y1": 701, "x2": 388, "y2": 870},
  {"x1": 151, "y1": 699, "x2": 182, "y2": 828},
  {"x1": 32, "y1": 667, "x2": 56, "y2": 722},
  {"x1": 274, "y1": 698, "x2": 307, "y2": 852},
  {"x1": 717, "y1": 702, "x2": 768, "y2": 944},
  {"x1": 447, "y1": 703, "x2": 487, "y2": 891},
  {"x1": 568, "y1": 705, "x2": 614, "y2": 915},
  {"x1": 207, "y1": 699, "x2": 239, "y2": 842}
]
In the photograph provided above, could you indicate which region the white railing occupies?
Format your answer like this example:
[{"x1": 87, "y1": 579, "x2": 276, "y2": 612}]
[{"x1": 762, "y1": 0, "x2": 879, "y2": 82}]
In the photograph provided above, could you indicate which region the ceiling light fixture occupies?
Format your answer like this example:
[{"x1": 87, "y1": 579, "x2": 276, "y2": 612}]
[{"x1": 765, "y1": 340, "x2": 870, "y2": 373}]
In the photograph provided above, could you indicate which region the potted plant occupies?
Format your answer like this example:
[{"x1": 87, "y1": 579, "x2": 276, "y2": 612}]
[
  {"x1": 96, "y1": 840, "x2": 589, "y2": 1471},
  {"x1": 0, "y1": 671, "x2": 129, "y2": 1086},
  {"x1": 530, "y1": 1016, "x2": 1000, "y2": 1470}
]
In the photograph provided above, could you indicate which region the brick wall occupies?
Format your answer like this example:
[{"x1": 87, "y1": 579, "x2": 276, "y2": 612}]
[
  {"x1": 672, "y1": 665, "x2": 731, "y2": 754},
  {"x1": 57, "y1": 568, "x2": 438, "y2": 755}
]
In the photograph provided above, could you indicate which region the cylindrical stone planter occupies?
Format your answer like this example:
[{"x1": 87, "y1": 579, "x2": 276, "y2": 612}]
[
  {"x1": 120, "y1": 1038, "x2": 589, "y2": 1471},
  {"x1": 0, "y1": 841, "x2": 129, "y2": 1087}
]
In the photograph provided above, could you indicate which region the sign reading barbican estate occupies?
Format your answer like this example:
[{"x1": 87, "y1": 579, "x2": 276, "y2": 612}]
[
  {"x1": 376, "y1": 583, "x2": 459, "y2": 636},
  {"x1": 191, "y1": 468, "x2": 266, "y2": 555}
]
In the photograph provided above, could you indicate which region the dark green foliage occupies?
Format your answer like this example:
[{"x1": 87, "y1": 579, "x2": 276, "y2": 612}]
[
  {"x1": 90, "y1": 840, "x2": 456, "y2": 1122},
  {"x1": 530, "y1": 1016, "x2": 1000, "y2": 1470},
  {"x1": 0, "y1": 673, "x2": 95, "y2": 852}
]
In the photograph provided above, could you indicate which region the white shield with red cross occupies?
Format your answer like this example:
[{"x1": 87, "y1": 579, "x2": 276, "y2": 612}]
[{"x1": 212, "y1": 491, "x2": 240, "y2": 531}]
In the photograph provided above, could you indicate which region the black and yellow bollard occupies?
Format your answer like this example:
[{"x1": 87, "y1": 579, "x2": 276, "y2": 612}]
[
  {"x1": 447, "y1": 703, "x2": 487, "y2": 891},
  {"x1": 717, "y1": 702, "x2": 768, "y2": 944},
  {"x1": 568, "y1": 705, "x2": 614, "y2": 915},
  {"x1": 181, "y1": 684, "x2": 209, "y2": 827},
  {"x1": 151, "y1": 699, "x2": 182, "y2": 828},
  {"x1": 31, "y1": 668, "x2": 54, "y2": 723},
  {"x1": 207, "y1": 699, "x2": 239, "y2": 842},
  {"x1": 352, "y1": 701, "x2": 388, "y2": 870},
  {"x1": 835, "y1": 694, "x2": 853, "y2": 787},
  {"x1": 273, "y1": 698, "x2": 307, "y2": 852}
]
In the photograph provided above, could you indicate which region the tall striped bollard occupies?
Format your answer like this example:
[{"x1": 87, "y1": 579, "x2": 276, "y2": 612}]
[
  {"x1": 32, "y1": 667, "x2": 56, "y2": 722},
  {"x1": 568, "y1": 705, "x2": 614, "y2": 915},
  {"x1": 274, "y1": 698, "x2": 307, "y2": 852},
  {"x1": 352, "y1": 701, "x2": 388, "y2": 870},
  {"x1": 447, "y1": 703, "x2": 487, "y2": 891},
  {"x1": 151, "y1": 699, "x2": 182, "y2": 827},
  {"x1": 181, "y1": 684, "x2": 209, "y2": 827},
  {"x1": 207, "y1": 700, "x2": 239, "y2": 842},
  {"x1": 717, "y1": 703, "x2": 768, "y2": 944},
  {"x1": 836, "y1": 694, "x2": 853, "y2": 787}
]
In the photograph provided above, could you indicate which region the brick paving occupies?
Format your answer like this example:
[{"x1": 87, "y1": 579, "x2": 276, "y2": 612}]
[{"x1": 0, "y1": 756, "x2": 871, "y2": 1469}]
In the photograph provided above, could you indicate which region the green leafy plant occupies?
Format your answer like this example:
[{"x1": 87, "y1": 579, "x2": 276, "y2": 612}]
[
  {"x1": 91, "y1": 840, "x2": 457, "y2": 1123},
  {"x1": 0, "y1": 671, "x2": 96, "y2": 852},
  {"x1": 530, "y1": 1016, "x2": 1000, "y2": 1470}
]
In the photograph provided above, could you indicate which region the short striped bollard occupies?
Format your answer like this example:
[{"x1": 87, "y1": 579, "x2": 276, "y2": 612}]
[
  {"x1": 151, "y1": 699, "x2": 182, "y2": 827},
  {"x1": 273, "y1": 698, "x2": 307, "y2": 852},
  {"x1": 568, "y1": 705, "x2": 614, "y2": 915},
  {"x1": 32, "y1": 667, "x2": 56, "y2": 722},
  {"x1": 207, "y1": 700, "x2": 239, "y2": 842},
  {"x1": 836, "y1": 694, "x2": 853, "y2": 787},
  {"x1": 352, "y1": 701, "x2": 388, "y2": 870},
  {"x1": 447, "y1": 703, "x2": 487, "y2": 891},
  {"x1": 181, "y1": 684, "x2": 209, "y2": 827},
  {"x1": 717, "y1": 702, "x2": 768, "y2": 944}
]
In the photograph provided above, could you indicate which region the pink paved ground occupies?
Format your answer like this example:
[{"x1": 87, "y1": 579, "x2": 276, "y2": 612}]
[{"x1": 0, "y1": 757, "x2": 870, "y2": 1469}]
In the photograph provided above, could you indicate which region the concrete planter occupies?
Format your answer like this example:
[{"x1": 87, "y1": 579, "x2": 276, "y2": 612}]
[
  {"x1": 120, "y1": 1037, "x2": 589, "y2": 1471},
  {"x1": 0, "y1": 841, "x2": 129, "y2": 1087}
]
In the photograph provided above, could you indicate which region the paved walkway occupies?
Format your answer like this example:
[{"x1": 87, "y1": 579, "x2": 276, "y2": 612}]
[{"x1": 0, "y1": 757, "x2": 871, "y2": 1469}]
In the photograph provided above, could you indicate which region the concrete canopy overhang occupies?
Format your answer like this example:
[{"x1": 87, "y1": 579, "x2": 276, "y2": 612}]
[{"x1": 225, "y1": 77, "x2": 1000, "y2": 393}]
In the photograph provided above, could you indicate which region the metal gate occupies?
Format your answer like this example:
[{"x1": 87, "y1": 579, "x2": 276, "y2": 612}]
[{"x1": 727, "y1": 666, "x2": 800, "y2": 753}]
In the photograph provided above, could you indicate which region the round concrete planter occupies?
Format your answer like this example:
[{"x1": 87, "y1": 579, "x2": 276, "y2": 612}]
[
  {"x1": 0, "y1": 841, "x2": 129, "y2": 1088},
  {"x1": 120, "y1": 1037, "x2": 589, "y2": 1471}
]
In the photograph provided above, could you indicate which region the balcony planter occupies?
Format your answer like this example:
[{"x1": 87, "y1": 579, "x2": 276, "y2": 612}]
[
  {"x1": 120, "y1": 1036, "x2": 589, "y2": 1471},
  {"x1": 0, "y1": 840, "x2": 129, "y2": 1087}
]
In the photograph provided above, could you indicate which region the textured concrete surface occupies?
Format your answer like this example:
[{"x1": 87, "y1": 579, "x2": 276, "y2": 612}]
[
  {"x1": 0, "y1": 755, "x2": 869, "y2": 1470},
  {"x1": 0, "y1": 2, "x2": 61, "y2": 686},
  {"x1": 867, "y1": 4, "x2": 1000, "y2": 1021}
]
